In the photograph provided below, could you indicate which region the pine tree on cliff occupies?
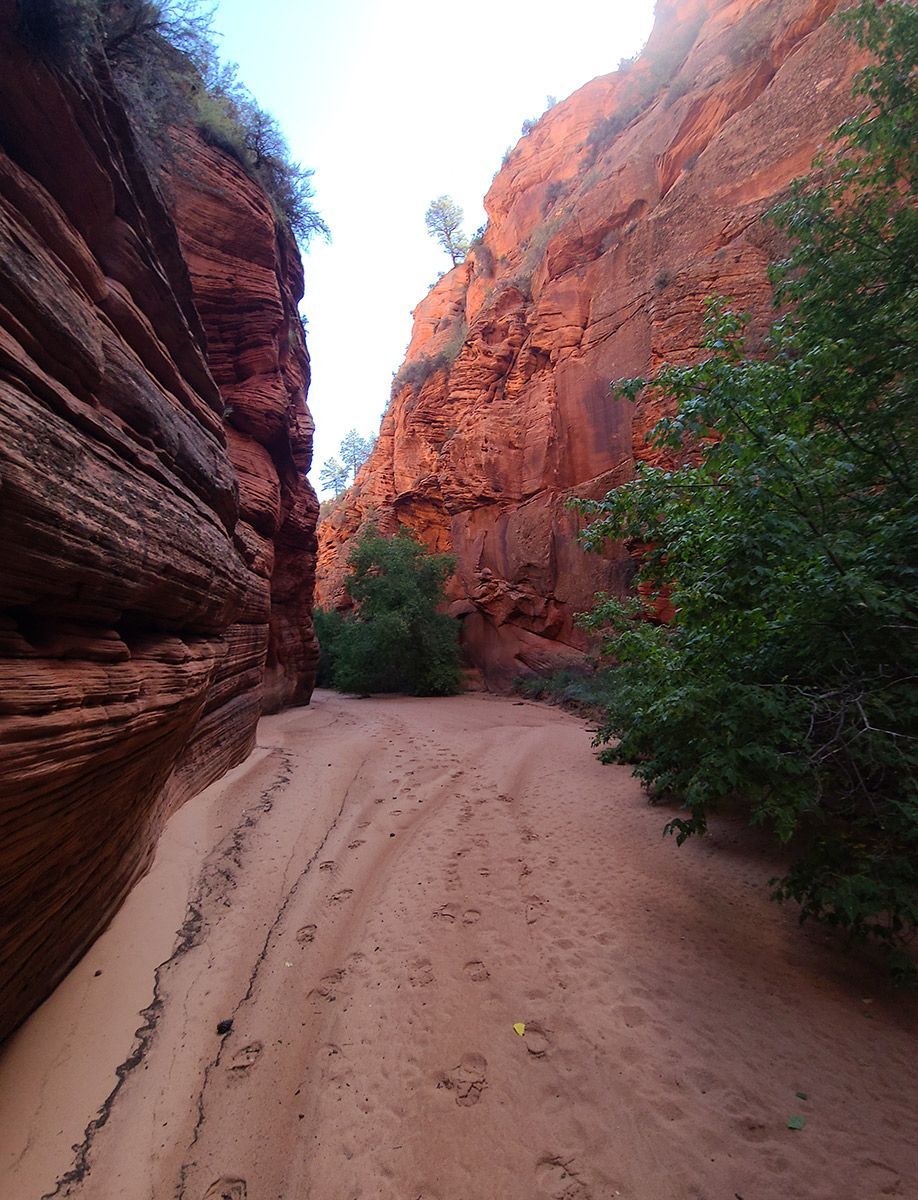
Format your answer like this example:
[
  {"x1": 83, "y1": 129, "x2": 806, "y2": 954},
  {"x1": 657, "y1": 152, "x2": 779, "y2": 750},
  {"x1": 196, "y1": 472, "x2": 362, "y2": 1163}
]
[
  {"x1": 425, "y1": 196, "x2": 469, "y2": 266},
  {"x1": 339, "y1": 429, "x2": 374, "y2": 483},
  {"x1": 319, "y1": 457, "x2": 348, "y2": 496}
]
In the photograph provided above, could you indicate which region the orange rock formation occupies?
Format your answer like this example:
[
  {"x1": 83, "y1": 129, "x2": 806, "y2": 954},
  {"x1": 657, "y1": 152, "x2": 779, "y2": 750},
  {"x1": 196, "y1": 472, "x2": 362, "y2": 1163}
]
[
  {"x1": 0, "y1": 9, "x2": 317, "y2": 1039},
  {"x1": 317, "y1": 0, "x2": 861, "y2": 686}
]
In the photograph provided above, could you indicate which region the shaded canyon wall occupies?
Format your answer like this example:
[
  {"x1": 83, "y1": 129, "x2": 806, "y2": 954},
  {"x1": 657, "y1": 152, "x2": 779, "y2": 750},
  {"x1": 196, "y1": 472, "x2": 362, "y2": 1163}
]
[
  {"x1": 0, "y1": 9, "x2": 318, "y2": 1039},
  {"x1": 317, "y1": 0, "x2": 862, "y2": 687}
]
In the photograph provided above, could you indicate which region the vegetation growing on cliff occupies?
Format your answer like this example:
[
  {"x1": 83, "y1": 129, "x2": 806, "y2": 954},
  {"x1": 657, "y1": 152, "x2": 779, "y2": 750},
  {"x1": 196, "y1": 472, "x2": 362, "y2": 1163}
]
[
  {"x1": 578, "y1": 2, "x2": 917, "y2": 978},
  {"x1": 319, "y1": 429, "x2": 376, "y2": 497},
  {"x1": 389, "y1": 311, "x2": 468, "y2": 401},
  {"x1": 315, "y1": 530, "x2": 461, "y2": 696},
  {"x1": 425, "y1": 195, "x2": 469, "y2": 266},
  {"x1": 17, "y1": 0, "x2": 328, "y2": 246}
]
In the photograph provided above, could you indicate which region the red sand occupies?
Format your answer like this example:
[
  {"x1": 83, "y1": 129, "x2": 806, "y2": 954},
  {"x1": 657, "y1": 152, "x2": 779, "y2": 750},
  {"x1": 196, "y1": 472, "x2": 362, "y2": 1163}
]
[{"x1": 3, "y1": 691, "x2": 916, "y2": 1199}]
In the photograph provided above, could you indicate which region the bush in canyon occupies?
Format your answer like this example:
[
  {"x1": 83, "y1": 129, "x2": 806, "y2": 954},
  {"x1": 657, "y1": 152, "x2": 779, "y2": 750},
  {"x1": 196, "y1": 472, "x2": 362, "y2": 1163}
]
[
  {"x1": 577, "y1": 2, "x2": 918, "y2": 978},
  {"x1": 515, "y1": 666, "x2": 621, "y2": 717},
  {"x1": 313, "y1": 606, "x2": 346, "y2": 687},
  {"x1": 323, "y1": 530, "x2": 462, "y2": 697}
]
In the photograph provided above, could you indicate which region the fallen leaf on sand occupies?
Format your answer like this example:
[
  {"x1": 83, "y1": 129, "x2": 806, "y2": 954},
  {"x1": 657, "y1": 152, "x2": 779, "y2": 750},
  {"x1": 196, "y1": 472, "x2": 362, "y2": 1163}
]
[
  {"x1": 513, "y1": 1022, "x2": 526, "y2": 1037},
  {"x1": 786, "y1": 1115, "x2": 806, "y2": 1130}
]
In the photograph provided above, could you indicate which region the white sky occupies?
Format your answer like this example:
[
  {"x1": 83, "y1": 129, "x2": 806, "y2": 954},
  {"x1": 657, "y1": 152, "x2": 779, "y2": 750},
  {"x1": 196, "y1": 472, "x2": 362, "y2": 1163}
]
[{"x1": 209, "y1": 0, "x2": 656, "y2": 495}]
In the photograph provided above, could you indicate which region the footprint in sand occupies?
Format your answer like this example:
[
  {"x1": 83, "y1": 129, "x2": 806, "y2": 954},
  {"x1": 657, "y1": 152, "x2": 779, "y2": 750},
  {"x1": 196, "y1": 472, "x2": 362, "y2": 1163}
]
[
  {"x1": 433, "y1": 903, "x2": 460, "y2": 922},
  {"x1": 315, "y1": 968, "x2": 346, "y2": 1001},
  {"x1": 328, "y1": 889, "x2": 353, "y2": 906},
  {"x1": 616, "y1": 1005, "x2": 650, "y2": 1028},
  {"x1": 535, "y1": 1156, "x2": 590, "y2": 1199},
  {"x1": 346, "y1": 951, "x2": 369, "y2": 977},
  {"x1": 202, "y1": 1180, "x2": 247, "y2": 1200},
  {"x1": 462, "y1": 909, "x2": 481, "y2": 925},
  {"x1": 437, "y1": 1053, "x2": 488, "y2": 1107},
  {"x1": 522, "y1": 827, "x2": 540, "y2": 843},
  {"x1": 525, "y1": 896, "x2": 546, "y2": 925},
  {"x1": 409, "y1": 957, "x2": 435, "y2": 987},
  {"x1": 463, "y1": 960, "x2": 490, "y2": 982},
  {"x1": 521, "y1": 1022, "x2": 553, "y2": 1058},
  {"x1": 296, "y1": 924, "x2": 317, "y2": 944},
  {"x1": 229, "y1": 1042, "x2": 262, "y2": 1072},
  {"x1": 319, "y1": 860, "x2": 335, "y2": 872},
  {"x1": 347, "y1": 839, "x2": 365, "y2": 850}
]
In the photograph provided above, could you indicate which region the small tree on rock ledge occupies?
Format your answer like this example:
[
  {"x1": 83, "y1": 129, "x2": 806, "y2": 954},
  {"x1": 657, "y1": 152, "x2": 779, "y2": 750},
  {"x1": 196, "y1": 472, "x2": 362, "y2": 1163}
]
[{"x1": 425, "y1": 195, "x2": 469, "y2": 266}]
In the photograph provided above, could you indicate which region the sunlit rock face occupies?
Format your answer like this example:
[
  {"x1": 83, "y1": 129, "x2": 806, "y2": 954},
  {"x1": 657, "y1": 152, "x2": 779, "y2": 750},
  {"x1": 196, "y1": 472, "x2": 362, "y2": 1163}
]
[
  {"x1": 317, "y1": 0, "x2": 861, "y2": 688},
  {"x1": 0, "y1": 9, "x2": 317, "y2": 1040}
]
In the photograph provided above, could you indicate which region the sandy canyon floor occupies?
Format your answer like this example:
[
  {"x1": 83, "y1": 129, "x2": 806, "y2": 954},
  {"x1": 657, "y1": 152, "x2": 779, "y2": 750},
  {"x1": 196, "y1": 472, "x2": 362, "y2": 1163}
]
[{"x1": 2, "y1": 691, "x2": 916, "y2": 1200}]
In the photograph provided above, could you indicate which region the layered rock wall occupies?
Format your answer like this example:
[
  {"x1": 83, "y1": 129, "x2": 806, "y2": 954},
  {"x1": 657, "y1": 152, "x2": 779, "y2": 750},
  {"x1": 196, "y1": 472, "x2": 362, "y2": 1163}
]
[
  {"x1": 0, "y1": 8, "x2": 317, "y2": 1040},
  {"x1": 317, "y1": 0, "x2": 862, "y2": 686}
]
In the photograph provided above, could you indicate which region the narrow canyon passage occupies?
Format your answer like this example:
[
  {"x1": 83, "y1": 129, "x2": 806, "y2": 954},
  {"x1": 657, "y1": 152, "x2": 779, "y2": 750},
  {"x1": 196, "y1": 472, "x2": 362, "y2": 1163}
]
[{"x1": 4, "y1": 693, "x2": 916, "y2": 1200}]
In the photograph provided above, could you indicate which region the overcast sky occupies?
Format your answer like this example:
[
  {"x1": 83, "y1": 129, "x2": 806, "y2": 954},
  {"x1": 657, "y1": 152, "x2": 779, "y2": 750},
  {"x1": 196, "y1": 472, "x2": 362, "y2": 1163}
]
[{"x1": 209, "y1": 0, "x2": 656, "y2": 495}]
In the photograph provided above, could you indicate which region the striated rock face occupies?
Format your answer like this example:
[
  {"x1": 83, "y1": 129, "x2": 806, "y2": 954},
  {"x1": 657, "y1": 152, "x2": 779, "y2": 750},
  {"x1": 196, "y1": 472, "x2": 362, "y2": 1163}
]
[
  {"x1": 317, "y1": 0, "x2": 862, "y2": 687},
  {"x1": 0, "y1": 7, "x2": 317, "y2": 1040}
]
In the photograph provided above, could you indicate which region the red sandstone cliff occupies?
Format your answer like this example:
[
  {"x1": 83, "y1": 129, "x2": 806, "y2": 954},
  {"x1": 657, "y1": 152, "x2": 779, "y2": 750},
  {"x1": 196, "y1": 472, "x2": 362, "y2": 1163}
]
[
  {"x1": 0, "y1": 7, "x2": 317, "y2": 1039},
  {"x1": 317, "y1": 0, "x2": 863, "y2": 686}
]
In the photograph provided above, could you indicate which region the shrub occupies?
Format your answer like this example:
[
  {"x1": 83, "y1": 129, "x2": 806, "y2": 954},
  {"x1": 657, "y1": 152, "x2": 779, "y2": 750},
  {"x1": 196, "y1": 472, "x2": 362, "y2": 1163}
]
[
  {"x1": 541, "y1": 179, "x2": 564, "y2": 216},
  {"x1": 391, "y1": 352, "x2": 450, "y2": 398},
  {"x1": 17, "y1": 0, "x2": 99, "y2": 65},
  {"x1": 471, "y1": 240, "x2": 495, "y2": 277},
  {"x1": 313, "y1": 607, "x2": 346, "y2": 686},
  {"x1": 575, "y1": 2, "x2": 918, "y2": 979},
  {"x1": 586, "y1": 112, "x2": 626, "y2": 153},
  {"x1": 17, "y1": 1, "x2": 329, "y2": 248},
  {"x1": 194, "y1": 61, "x2": 329, "y2": 245},
  {"x1": 515, "y1": 666, "x2": 620, "y2": 716},
  {"x1": 324, "y1": 530, "x2": 462, "y2": 697},
  {"x1": 441, "y1": 318, "x2": 467, "y2": 364},
  {"x1": 663, "y1": 76, "x2": 692, "y2": 109}
]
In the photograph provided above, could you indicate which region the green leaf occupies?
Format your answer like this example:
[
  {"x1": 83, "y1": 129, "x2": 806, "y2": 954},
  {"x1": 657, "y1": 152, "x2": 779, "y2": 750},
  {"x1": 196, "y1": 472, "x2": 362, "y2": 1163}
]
[{"x1": 786, "y1": 1116, "x2": 806, "y2": 1131}]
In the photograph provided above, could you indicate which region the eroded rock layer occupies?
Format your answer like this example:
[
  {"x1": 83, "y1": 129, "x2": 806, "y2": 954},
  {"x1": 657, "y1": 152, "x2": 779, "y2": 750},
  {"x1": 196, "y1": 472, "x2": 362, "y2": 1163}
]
[
  {"x1": 0, "y1": 8, "x2": 318, "y2": 1040},
  {"x1": 317, "y1": 0, "x2": 861, "y2": 687}
]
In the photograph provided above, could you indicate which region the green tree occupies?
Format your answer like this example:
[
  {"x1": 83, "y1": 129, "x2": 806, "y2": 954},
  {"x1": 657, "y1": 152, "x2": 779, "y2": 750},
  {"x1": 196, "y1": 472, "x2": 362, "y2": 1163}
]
[
  {"x1": 339, "y1": 429, "x2": 374, "y2": 483},
  {"x1": 576, "y1": 2, "x2": 917, "y2": 977},
  {"x1": 324, "y1": 529, "x2": 462, "y2": 696},
  {"x1": 312, "y1": 606, "x2": 346, "y2": 686},
  {"x1": 319, "y1": 457, "x2": 348, "y2": 496},
  {"x1": 424, "y1": 195, "x2": 469, "y2": 266}
]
